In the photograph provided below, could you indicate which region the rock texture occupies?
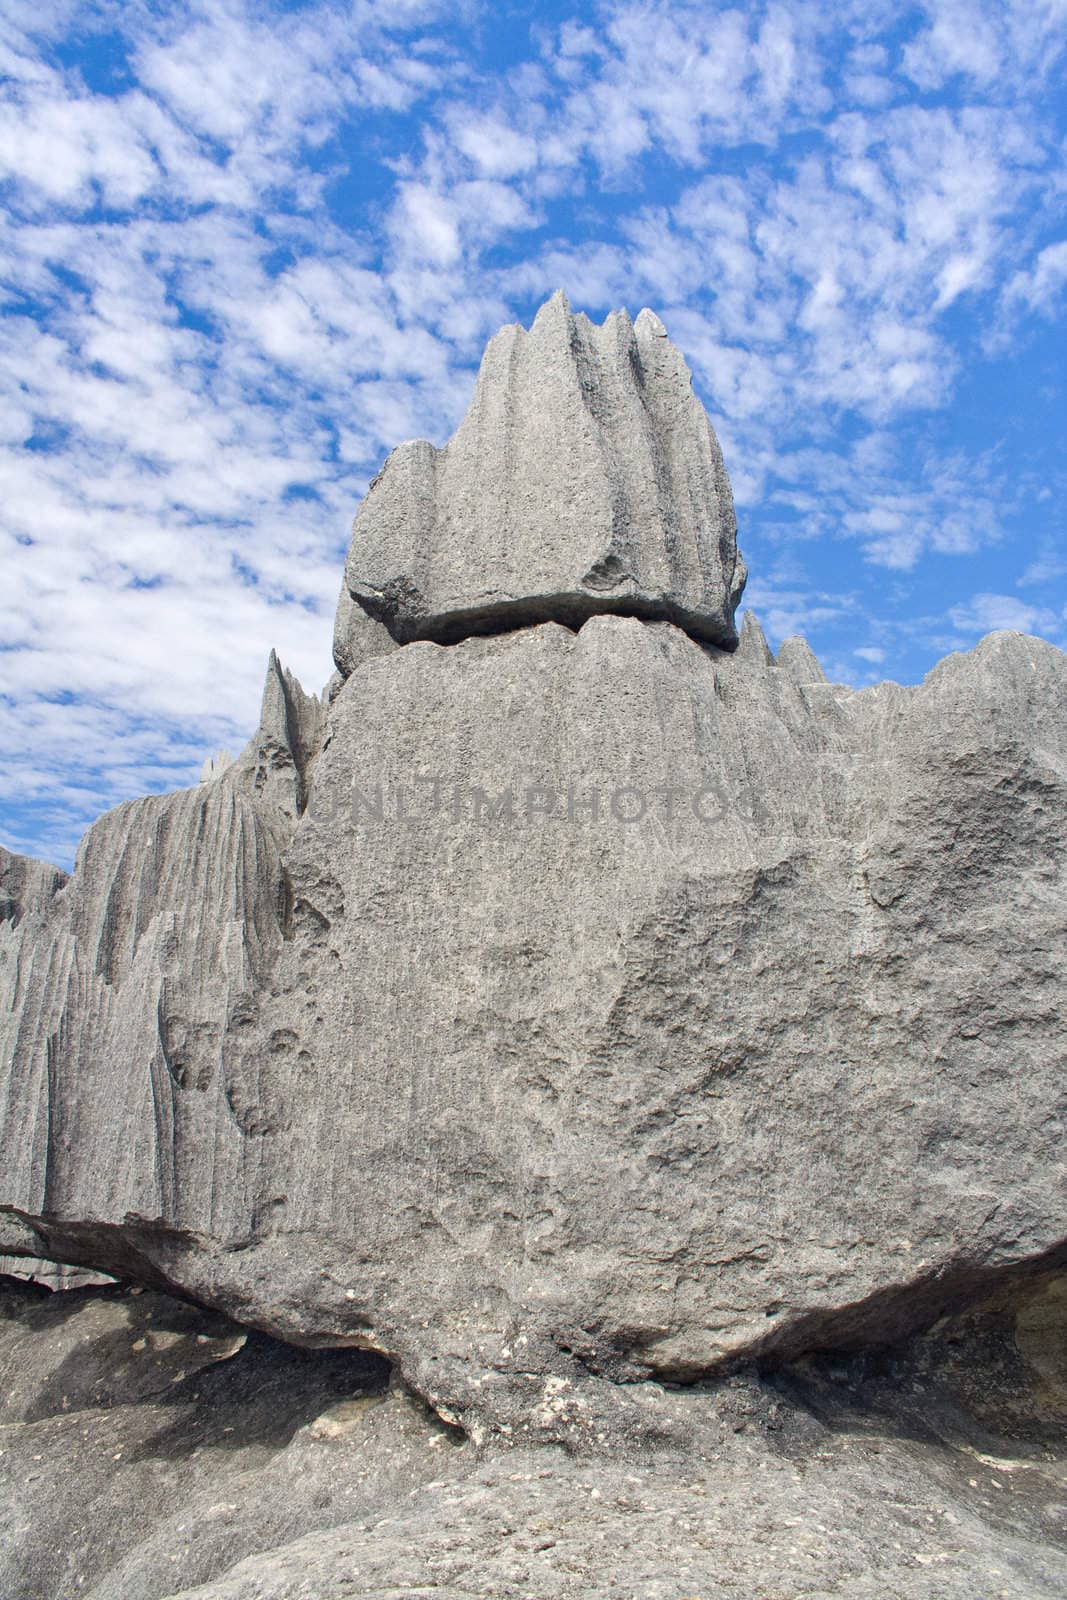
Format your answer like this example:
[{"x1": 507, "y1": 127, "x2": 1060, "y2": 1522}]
[
  {"x1": 0, "y1": 846, "x2": 65, "y2": 930},
  {"x1": 334, "y1": 290, "x2": 746, "y2": 657},
  {"x1": 1, "y1": 295, "x2": 1065, "y2": 1496},
  {"x1": 0, "y1": 1276, "x2": 462, "y2": 1600},
  {"x1": 2, "y1": 611, "x2": 1065, "y2": 1443},
  {"x1": 0, "y1": 651, "x2": 321, "y2": 1271},
  {"x1": 4, "y1": 1273, "x2": 1065, "y2": 1599}
]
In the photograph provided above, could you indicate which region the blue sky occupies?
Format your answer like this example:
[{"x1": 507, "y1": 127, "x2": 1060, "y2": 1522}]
[{"x1": 1, "y1": 0, "x2": 1065, "y2": 868}]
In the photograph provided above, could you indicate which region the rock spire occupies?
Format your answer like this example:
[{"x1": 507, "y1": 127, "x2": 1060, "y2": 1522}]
[{"x1": 334, "y1": 290, "x2": 746, "y2": 664}]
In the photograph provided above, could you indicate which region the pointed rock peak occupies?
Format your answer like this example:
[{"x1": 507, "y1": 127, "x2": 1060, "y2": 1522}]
[
  {"x1": 777, "y1": 635, "x2": 828, "y2": 685},
  {"x1": 736, "y1": 610, "x2": 775, "y2": 666},
  {"x1": 258, "y1": 651, "x2": 318, "y2": 765},
  {"x1": 264, "y1": 653, "x2": 323, "y2": 767},
  {"x1": 199, "y1": 751, "x2": 234, "y2": 783},
  {"x1": 337, "y1": 293, "x2": 747, "y2": 656},
  {"x1": 226, "y1": 654, "x2": 326, "y2": 823},
  {"x1": 530, "y1": 286, "x2": 572, "y2": 329},
  {"x1": 260, "y1": 649, "x2": 289, "y2": 732},
  {"x1": 635, "y1": 307, "x2": 667, "y2": 338}
]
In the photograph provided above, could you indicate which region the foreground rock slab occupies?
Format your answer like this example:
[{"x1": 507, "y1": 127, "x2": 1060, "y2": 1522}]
[
  {"x1": 0, "y1": 1278, "x2": 462, "y2": 1600},
  {"x1": 4, "y1": 1275, "x2": 1065, "y2": 1600}
]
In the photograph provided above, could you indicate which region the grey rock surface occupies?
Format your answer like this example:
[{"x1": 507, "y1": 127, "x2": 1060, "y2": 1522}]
[
  {"x1": 0, "y1": 850, "x2": 86, "y2": 1285},
  {"x1": 335, "y1": 290, "x2": 746, "y2": 656},
  {"x1": 331, "y1": 575, "x2": 398, "y2": 680},
  {"x1": 0, "y1": 651, "x2": 310, "y2": 1260},
  {"x1": 4, "y1": 1274, "x2": 1065, "y2": 1600},
  {"x1": 0, "y1": 1277, "x2": 463, "y2": 1600},
  {"x1": 1, "y1": 611, "x2": 1064, "y2": 1446},
  {"x1": 228, "y1": 649, "x2": 325, "y2": 822},
  {"x1": 777, "y1": 632, "x2": 828, "y2": 684},
  {"x1": 0, "y1": 845, "x2": 65, "y2": 930},
  {"x1": 0, "y1": 299, "x2": 1065, "y2": 1472}
]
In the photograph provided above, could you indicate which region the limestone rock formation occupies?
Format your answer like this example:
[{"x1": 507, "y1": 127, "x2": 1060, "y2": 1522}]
[
  {"x1": 1, "y1": 296, "x2": 1065, "y2": 1481},
  {"x1": 0, "y1": 650, "x2": 321, "y2": 1279},
  {"x1": 228, "y1": 648, "x2": 325, "y2": 822},
  {"x1": 334, "y1": 290, "x2": 746, "y2": 657}
]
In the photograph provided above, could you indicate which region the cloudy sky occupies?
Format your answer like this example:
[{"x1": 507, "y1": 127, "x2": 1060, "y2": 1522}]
[{"x1": 1, "y1": 0, "x2": 1065, "y2": 867}]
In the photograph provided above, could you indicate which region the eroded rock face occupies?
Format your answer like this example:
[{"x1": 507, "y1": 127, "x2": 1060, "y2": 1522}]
[
  {"x1": 0, "y1": 298, "x2": 1065, "y2": 1453},
  {"x1": 335, "y1": 291, "x2": 746, "y2": 656},
  {"x1": 0, "y1": 654, "x2": 320, "y2": 1253},
  {"x1": 2, "y1": 614, "x2": 1065, "y2": 1440}
]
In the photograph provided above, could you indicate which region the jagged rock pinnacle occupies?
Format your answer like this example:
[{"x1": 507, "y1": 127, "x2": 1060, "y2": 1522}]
[{"x1": 334, "y1": 290, "x2": 746, "y2": 667}]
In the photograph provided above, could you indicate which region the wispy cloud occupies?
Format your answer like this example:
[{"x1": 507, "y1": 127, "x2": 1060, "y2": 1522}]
[
  {"x1": 1018, "y1": 538, "x2": 1067, "y2": 588},
  {"x1": 1003, "y1": 239, "x2": 1067, "y2": 318},
  {"x1": 948, "y1": 592, "x2": 1066, "y2": 637}
]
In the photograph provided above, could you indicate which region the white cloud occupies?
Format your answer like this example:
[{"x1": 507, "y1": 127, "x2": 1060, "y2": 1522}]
[
  {"x1": 901, "y1": 0, "x2": 1067, "y2": 92},
  {"x1": 500, "y1": 91, "x2": 1053, "y2": 432},
  {"x1": 1018, "y1": 539, "x2": 1067, "y2": 587},
  {"x1": 1003, "y1": 239, "x2": 1067, "y2": 317},
  {"x1": 0, "y1": 75, "x2": 159, "y2": 207},
  {"x1": 452, "y1": 117, "x2": 538, "y2": 178},
  {"x1": 742, "y1": 575, "x2": 859, "y2": 648},
  {"x1": 947, "y1": 592, "x2": 1064, "y2": 636},
  {"x1": 392, "y1": 182, "x2": 463, "y2": 265}
]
